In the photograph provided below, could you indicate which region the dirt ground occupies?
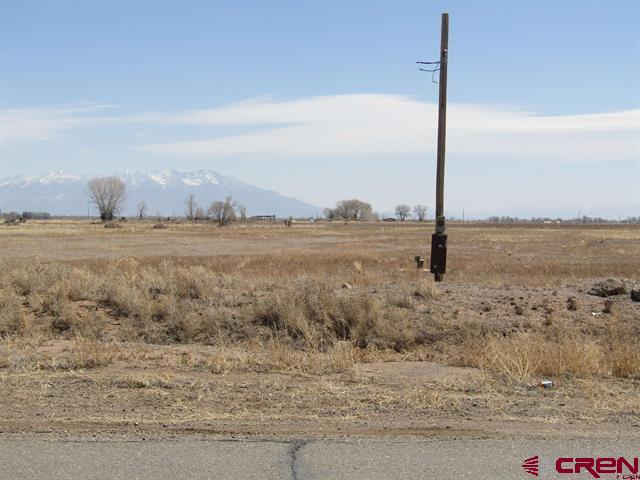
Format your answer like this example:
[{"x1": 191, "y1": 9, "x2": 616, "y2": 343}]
[{"x1": 0, "y1": 220, "x2": 638, "y2": 439}]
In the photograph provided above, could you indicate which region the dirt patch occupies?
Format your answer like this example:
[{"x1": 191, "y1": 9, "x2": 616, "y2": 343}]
[
  {"x1": 1, "y1": 353, "x2": 637, "y2": 438},
  {"x1": 356, "y1": 361, "x2": 483, "y2": 386}
]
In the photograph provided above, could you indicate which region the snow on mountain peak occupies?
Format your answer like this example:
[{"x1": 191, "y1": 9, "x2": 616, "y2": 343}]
[
  {"x1": 148, "y1": 172, "x2": 171, "y2": 185},
  {"x1": 1, "y1": 169, "x2": 229, "y2": 188},
  {"x1": 0, "y1": 170, "x2": 83, "y2": 188},
  {"x1": 142, "y1": 169, "x2": 222, "y2": 187},
  {"x1": 180, "y1": 170, "x2": 220, "y2": 187},
  {"x1": 0, "y1": 168, "x2": 317, "y2": 217},
  {"x1": 37, "y1": 171, "x2": 83, "y2": 184}
]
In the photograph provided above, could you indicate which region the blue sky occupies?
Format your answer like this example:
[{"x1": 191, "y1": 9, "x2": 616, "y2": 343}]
[{"x1": 1, "y1": 0, "x2": 639, "y2": 217}]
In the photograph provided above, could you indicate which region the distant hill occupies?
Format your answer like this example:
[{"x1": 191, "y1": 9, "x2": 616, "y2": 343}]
[{"x1": 0, "y1": 169, "x2": 320, "y2": 218}]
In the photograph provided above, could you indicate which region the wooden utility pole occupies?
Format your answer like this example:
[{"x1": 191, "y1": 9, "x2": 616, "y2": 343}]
[{"x1": 429, "y1": 12, "x2": 449, "y2": 282}]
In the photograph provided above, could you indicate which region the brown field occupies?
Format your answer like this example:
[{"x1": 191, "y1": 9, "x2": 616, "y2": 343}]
[{"x1": 0, "y1": 220, "x2": 638, "y2": 438}]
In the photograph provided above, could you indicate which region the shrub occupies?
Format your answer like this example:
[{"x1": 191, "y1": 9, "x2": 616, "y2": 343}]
[
  {"x1": 0, "y1": 288, "x2": 27, "y2": 335},
  {"x1": 254, "y1": 280, "x2": 417, "y2": 351}
]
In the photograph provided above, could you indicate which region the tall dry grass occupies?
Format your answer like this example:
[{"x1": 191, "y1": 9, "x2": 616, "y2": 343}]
[
  {"x1": 0, "y1": 258, "x2": 425, "y2": 354},
  {"x1": 253, "y1": 279, "x2": 416, "y2": 351},
  {"x1": 0, "y1": 221, "x2": 638, "y2": 381},
  {"x1": 459, "y1": 326, "x2": 640, "y2": 382}
]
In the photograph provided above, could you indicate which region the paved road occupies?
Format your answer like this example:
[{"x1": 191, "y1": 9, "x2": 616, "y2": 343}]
[{"x1": 1, "y1": 436, "x2": 637, "y2": 479}]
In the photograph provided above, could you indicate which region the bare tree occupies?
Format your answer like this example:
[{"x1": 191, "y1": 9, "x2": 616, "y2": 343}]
[
  {"x1": 195, "y1": 206, "x2": 206, "y2": 221},
  {"x1": 208, "y1": 201, "x2": 224, "y2": 225},
  {"x1": 136, "y1": 201, "x2": 147, "y2": 220},
  {"x1": 413, "y1": 204, "x2": 428, "y2": 222},
  {"x1": 207, "y1": 196, "x2": 237, "y2": 226},
  {"x1": 238, "y1": 205, "x2": 247, "y2": 221},
  {"x1": 87, "y1": 176, "x2": 127, "y2": 221},
  {"x1": 395, "y1": 204, "x2": 411, "y2": 221},
  {"x1": 185, "y1": 194, "x2": 197, "y2": 221},
  {"x1": 332, "y1": 199, "x2": 373, "y2": 220}
]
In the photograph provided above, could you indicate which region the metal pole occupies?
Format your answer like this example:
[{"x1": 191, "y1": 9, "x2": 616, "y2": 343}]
[{"x1": 430, "y1": 12, "x2": 449, "y2": 282}]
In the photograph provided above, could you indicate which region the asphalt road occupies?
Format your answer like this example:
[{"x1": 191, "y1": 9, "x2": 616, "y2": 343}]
[{"x1": 1, "y1": 436, "x2": 637, "y2": 479}]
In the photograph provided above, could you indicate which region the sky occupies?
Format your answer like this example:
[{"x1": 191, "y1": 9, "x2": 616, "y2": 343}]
[{"x1": 0, "y1": 0, "x2": 639, "y2": 218}]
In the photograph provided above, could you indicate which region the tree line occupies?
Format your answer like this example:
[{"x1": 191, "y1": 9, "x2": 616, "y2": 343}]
[
  {"x1": 86, "y1": 176, "x2": 430, "y2": 224},
  {"x1": 87, "y1": 176, "x2": 245, "y2": 226},
  {"x1": 323, "y1": 199, "x2": 429, "y2": 222}
]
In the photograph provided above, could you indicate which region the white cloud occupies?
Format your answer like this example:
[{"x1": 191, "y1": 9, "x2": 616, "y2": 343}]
[
  {"x1": 0, "y1": 104, "x2": 115, "y2": 142},
  {"x1": 2, "y1": 95, "x2": 638, "y2": 166},
  {"x1": 138, "y1": 95, "x2": 640, "y2": 164}
]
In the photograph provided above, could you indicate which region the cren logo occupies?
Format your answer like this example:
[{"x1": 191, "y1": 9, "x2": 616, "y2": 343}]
[
  {"x1": 522, "y1": 455, "x2": 539, "y2": 477},
  {"x1": 555, "y1": 457, "x2": 639, "y2": 479},
  {"x1": 521, "y1": 455, "x2": 639, "y2": 479}
]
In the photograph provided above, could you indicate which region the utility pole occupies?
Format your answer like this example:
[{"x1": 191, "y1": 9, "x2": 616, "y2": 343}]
[{"x1": 430, "y1": 12, "x2": 449, "y2": 282}]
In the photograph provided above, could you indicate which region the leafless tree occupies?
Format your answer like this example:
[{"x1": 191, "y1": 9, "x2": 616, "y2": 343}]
[
  {"x1": 332, "y1": 199, "x2": 373, "y2": 220},
  {"x1": 87, "y1": 176, "x2": 127, "y2": 221},
  {"x1": 395, "y1": 204, "x2": 411, "y2": 221},
  {"x1": 413, "y1": 204, "x2": 428, "y2": 222},
  {"x1": 238, "y1": 205, "x2": 247, "y2": 221},
  {"x1": 136, "y1": 200, "x2": 147, "y2": 220},
  {"x1": 194, "y1": 206, "x2": 206, "y2": 221},
  {"x1": 208, "y1": 196, "x2": 237, "y2": 226},
  {"x1": 185, "y1": 194, "x2": 197, "y2": 221}
]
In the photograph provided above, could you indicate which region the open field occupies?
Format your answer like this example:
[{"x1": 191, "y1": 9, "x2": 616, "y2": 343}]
[{"x1": 0, "y1": 220, "x2": 638, "y2": 438}]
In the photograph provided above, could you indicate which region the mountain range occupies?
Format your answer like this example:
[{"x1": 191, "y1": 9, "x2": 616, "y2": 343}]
[{"x1": 0, "y1": 170, "x2": 320, "y2": 218}]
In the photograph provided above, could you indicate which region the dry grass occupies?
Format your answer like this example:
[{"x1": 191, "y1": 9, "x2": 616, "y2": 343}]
[
  {"x1": 2, "y1": 220, "x2": 639, "y2": 284},
  {"x1": 458, "y1": 323, "x2": 640, "y2": 382},
  {"x1": 1, "y1": 221, "x2": 638, "y2": 381},
  {"x1": 1, "y1": 337, "x2": 117, "y2": 372},
  {"x1": 1, "y1": 250, "x2": 637, "y2": 381},
  {"x1": 253, "y1": 279, "x2": 417, "y2": 351},
  {"x1": 0, "y1": 221, "x2": 638, "y2": 433},
  {"x1": 0, "y1": 256, "x2": 427, "y2": 352}
]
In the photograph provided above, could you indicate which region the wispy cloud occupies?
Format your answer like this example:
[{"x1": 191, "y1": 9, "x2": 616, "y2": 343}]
[
  {"x1": 0, "y1": 104, "x2": 116, "y2": 142},
  {"x1": 139, "y1": 95, "x2": 640, "y2": 164},
  {"x1": 2, "y1": 95, "x2": 638, "y2": 165}
]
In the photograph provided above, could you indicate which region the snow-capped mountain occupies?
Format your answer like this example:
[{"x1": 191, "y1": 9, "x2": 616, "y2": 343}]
[{"x1": 0, "y1": 169, "x2": 319, "y2": 218}]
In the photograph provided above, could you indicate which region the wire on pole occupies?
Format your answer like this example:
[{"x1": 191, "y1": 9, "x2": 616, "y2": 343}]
[{"x1": 416, "y1": 60, "x2": 444, "y2": 83}]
